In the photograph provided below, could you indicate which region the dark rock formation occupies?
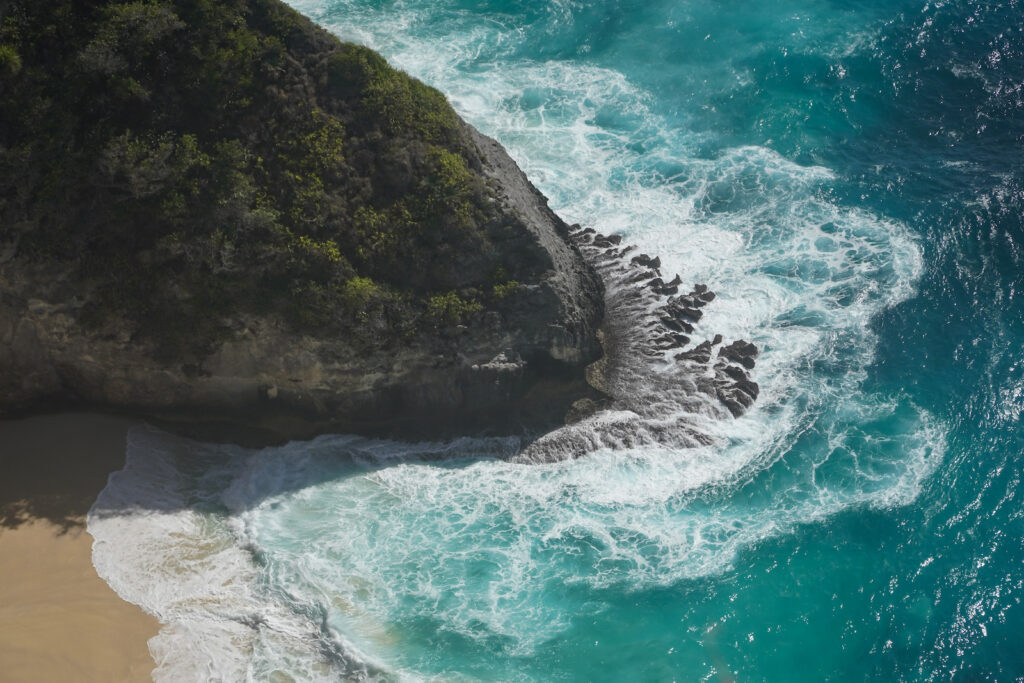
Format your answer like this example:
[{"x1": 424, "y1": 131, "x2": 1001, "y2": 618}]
[
  {"x1": 499, "y1": 222, "x2": 764, "y2": 462},
  {"x1": 0, "y1": 0, "x2": 602, "y2": 441},
  {"x1": 565, "y1": 227, "x2": 761, "y2": 423}
]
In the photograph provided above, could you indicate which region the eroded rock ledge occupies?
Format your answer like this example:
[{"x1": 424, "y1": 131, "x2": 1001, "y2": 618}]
[
  {"x1": 570, "y1": 225, "x2": 759, "y2": 417},
  {"x1": 516, "y1": 226, "x2": 761, "y2": 462}
]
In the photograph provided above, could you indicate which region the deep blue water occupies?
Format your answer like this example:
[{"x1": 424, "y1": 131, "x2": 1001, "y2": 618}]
[{"x1": 89, "y1": 0, "x2": 1024, "y2": 679}]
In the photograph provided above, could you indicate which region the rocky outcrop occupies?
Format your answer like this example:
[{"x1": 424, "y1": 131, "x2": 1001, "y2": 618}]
[
  {"x1": 515, "y1": 226, "x2": 760, "y2": 463},
  {"x1": 568, "y1": 224, "x2": 759, "y2": 416},
  {"x1": 0, "y1": 0, "x2": 762, "y2": 448},
  {"x1": 0, "y1": 0, "x2": 604, "y2": 441},
  {"x1": 0, "y1": 123, "x2": 603, "y2": 442}
]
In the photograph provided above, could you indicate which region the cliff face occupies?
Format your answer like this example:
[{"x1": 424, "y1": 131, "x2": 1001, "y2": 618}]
[{"x1": 0, "y1": 0, "x2": 603, "y2": 439}]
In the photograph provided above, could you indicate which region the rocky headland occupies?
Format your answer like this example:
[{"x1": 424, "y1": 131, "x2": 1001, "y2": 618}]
[
  {"x1": 0, "y1": 0, "x2": 606, "y2": 441},
  {"x1": 0, "y1": 0, "x2": 757, "y2": 446}
]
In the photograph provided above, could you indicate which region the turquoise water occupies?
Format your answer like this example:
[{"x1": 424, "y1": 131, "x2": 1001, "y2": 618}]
[{"x1": 88, "y1": 0, "x2": 1024, "y2": 680}]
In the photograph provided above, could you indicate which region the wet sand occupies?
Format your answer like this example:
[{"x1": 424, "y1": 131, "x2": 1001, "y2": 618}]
[{"x1": 0, "y1": 413, "x2": 159, "y2": 682}]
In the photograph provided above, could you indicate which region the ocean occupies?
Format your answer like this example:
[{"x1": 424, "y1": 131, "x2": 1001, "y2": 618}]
[{"x1": 88, "y1": 0, "x2": 1024, "y2": 679}]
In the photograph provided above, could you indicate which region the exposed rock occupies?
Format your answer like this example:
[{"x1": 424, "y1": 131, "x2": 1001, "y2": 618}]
[
  {"x1": 670, "y1": 304, "x2": 702, "y2": 322},
  {"x1": 676, "y1": 341, "x2": 714, "y2": 364},
  {"x1": 659, "y1": 317, "x2": 689, "y2": 334},
  {"x1": 624, "y1": 269, "x2": 659, "y2": 284},
  {"x1": 565, "y1": 397, "x2": 608, "y2": 424},
  {"x1": 719, "y1": 340, "x2": 759, "y2": 369},
  {"x1": 515, "y1": 221, "x2": 765, "y2": 460}
]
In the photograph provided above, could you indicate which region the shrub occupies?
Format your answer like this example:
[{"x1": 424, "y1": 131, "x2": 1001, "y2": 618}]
[
  {"x1": 341, "y1": 276, "x2": 382, "y2": 310},
  {"x1": 0, "y1": 44, "x2": 22, "y2": 76},
  {"x1": 492, "y1": 280, "x2": 519, "y2": 300},
  {"x1": 425, "y1": 291, "x2": 482, "y2": 326}
]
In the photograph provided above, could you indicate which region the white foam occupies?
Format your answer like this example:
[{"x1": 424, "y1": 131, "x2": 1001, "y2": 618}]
[{"x1": 88, "y1": 427, "x2": 384, "y2": 681}]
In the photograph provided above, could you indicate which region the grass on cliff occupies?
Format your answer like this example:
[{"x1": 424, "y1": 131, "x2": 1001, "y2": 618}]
[{"x1": 0, "y1": 0, "x2": 539, "y2": 358}]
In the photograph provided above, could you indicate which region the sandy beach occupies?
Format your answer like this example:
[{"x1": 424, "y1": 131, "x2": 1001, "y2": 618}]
[{"x1": 0, "y1": 413, "x2": 159, "y2": 682}]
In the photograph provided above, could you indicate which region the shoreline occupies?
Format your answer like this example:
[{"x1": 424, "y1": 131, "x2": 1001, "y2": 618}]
[{"x1": 0, "y1": 413, "x2": 160, "y2": 682}]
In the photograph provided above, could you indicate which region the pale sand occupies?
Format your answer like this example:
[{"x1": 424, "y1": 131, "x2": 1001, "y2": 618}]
[{"x1": 0, "y1": 413, "x2": 159, "y2": 682}]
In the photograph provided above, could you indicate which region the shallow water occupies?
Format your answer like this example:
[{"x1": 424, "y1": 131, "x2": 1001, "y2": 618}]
[{"x1": 90, "y1": 0, "x2": 1024, "y2": 679}]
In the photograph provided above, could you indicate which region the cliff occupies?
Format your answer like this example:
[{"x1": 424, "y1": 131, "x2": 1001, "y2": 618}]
[{"x1": 0, "y1": 0, "x2": 604, "y2": 440}]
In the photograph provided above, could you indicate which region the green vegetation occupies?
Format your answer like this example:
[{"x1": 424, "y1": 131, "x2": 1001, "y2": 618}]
[
  {"x1": 326, "y1": 44, "x2": 459, "y2": 143},
  {"x1": 0, "y1": 0, "x2": 532, "y2": 356},
  {"x1": 492, "y1": 280, "x2": 521, "y2": 300},
  {"x1": 0, "y1": 44, "x2": 21, "y2": 76},
  {"x1": 426, "y1": 292, "x2": 483, "y2": 327}
]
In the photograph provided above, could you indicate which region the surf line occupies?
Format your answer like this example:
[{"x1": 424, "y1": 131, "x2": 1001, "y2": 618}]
[{"x1": 519, "y1": 224, "x2": 760, "y2": 462}]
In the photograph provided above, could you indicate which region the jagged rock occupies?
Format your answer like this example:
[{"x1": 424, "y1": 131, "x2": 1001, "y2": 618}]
[
  {"x1": 672, "y1": 334, "x2": 691, "y2": 347},
  {"x1": 571, "y1": 230, "x2": 762, "y2": 426},
  {"x1": 715, "y1": 371, "x2": 759, "y2": 416},
  {"x1": 654, "y1": 335, "x2": 684, "y2": 350},
  {"x1": 735, "y1": 340, "x2": 759, "y2": 357},
  {"x1": 673, "y1": 295, "x2": 697, "y2": 308},
  {"x1": 625, "y1": 269, "x2": 658, "y2": 284},
  {"x1": 716, "y1": 390, "x2": 753, "y2": 417},
  {"x1": 735, "y1": 378, "x2": 759, "y2": 399},
  {"x1": 677, "y1": 340, "x2": 713, "y2": 364},
  {"x1": 660, "y1": 317, "x2": 687, "y2": 333},
  {"x1": 721, "y1": 364, "x2": 746, "y2": 382},
  {"x1": 687, "y1": 286, "x2": 720, "y2": 305},
  {"x1": 733, "y1": 355, "x2": 756, "y2": 370},
  {"x1": 719, "y1": 340, "x2": 758, "y2": 369}
]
